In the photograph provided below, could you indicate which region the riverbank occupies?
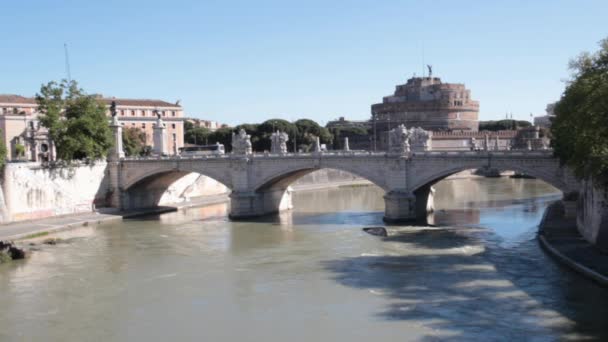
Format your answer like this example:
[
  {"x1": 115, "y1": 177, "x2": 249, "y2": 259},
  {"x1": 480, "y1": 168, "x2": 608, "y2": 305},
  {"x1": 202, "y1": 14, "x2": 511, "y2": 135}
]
[{"x1": 538, "y1": 201, "x2": 608, "y2": 286}]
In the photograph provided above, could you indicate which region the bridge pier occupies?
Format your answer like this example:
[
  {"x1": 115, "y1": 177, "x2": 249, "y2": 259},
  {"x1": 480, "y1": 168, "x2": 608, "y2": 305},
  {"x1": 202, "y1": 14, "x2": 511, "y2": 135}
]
[
  {"x1": 383, "y1": 187, "x2": 435, "y2": 223},
  {"x1": 229, "y1": 187, "x2": 293, "y2": 219}
]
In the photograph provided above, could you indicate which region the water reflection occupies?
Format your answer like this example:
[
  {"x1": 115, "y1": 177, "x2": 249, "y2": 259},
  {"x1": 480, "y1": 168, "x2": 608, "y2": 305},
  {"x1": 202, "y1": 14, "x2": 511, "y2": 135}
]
[{"x1": 0, "y1": 178, "x2": 606, "y2": 341}]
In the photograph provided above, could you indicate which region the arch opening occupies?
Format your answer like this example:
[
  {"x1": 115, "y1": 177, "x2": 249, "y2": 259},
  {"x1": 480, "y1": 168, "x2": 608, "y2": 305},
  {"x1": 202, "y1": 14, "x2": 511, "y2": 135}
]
[
  {"x1": 123, "y1": 170, "x2": 230, "y2": 211},
  {"x1": 412, "y1": 168, "x2": 563, "y2": 226},
  {"x1": 411, "y1": 165, "x2": 567, "y2": 195},
  {"x1": 230, "y1": 167, "x2": 383, "y2": 219}
]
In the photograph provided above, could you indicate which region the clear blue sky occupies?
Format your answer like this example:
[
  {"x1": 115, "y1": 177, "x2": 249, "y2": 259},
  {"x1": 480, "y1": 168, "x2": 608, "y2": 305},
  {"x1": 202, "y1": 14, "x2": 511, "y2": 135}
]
[{"x1": 1, "y1": 0, "x2": 606, "y2": 126}]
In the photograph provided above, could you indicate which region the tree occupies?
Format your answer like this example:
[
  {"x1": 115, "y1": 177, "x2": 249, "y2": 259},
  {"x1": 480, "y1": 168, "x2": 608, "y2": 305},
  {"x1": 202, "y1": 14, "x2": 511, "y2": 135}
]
[
  {"x1": 294, "y1": 119, "x2": 332, "y2": 152},
  {"x1": 36, "y1": 80, "x2": 113, "y2": 162},
  {"x1": 328, "y1": 126, "x2": 369, "y2": 149},
  {"x1": 185, "y1": 126, "x2": 211, "y2": 145},
  {"x1": 479, "y1": 120, "x2": 531, "y2": 131},
  {"x1": 255, "y1": 119, "x2": 297, "y2": 151},
  {"x1": 122, "y1": 127, "x2": 147, "y2": 156},
  {"x1": 552, "y1": 38, "x2": 608, "y2": 186},
  {"x1": 208, "y1": 127, "x2": 234, "y2": 152}
]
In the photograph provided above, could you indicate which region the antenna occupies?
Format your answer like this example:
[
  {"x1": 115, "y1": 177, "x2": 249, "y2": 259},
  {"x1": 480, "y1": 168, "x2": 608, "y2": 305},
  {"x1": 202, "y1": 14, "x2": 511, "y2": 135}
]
[{"x1": 64, "y1": 43, "x2": 72, "y2": 82}]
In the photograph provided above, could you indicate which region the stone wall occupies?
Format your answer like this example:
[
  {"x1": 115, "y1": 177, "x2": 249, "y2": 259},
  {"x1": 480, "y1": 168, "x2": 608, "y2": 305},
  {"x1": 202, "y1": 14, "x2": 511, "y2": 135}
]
[
  {"x1": 1, "y1": 162, "x2": 110, "y2": 222},
  {"x1": 577, "y1": 179, "x2": 608, "y2": 251}
]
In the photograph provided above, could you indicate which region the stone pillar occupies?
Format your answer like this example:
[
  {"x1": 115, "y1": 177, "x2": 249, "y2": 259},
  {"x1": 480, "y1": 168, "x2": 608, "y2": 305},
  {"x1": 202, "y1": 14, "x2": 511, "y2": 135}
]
[
  {"x1": 313, "y1": 136, "x2": 321, "y2": 153},
  {"x1": 383, "y1": 191, "x2": 416, "y2": 222},
  {"x1": 229, "y1": 187, "x2": 293, "y2": 219},
  {"x1": 344, "y1": 137, "x2": 350, "y2": 151},
  {"x1": 107, "y1": 161, "x2": 123, "y2": 209},
  {"x1": 109, "y1": 116, "x2": 125, "y2": 160},
  {"x1": 153, "y1": 116, "x2": 168, "y2": 156}
]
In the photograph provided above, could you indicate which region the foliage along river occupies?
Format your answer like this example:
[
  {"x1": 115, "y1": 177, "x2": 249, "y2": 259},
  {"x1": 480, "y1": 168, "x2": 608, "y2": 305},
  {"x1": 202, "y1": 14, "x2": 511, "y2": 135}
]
[{"x1": 1, "y1": 176, "x2": 608, "y2": 341}]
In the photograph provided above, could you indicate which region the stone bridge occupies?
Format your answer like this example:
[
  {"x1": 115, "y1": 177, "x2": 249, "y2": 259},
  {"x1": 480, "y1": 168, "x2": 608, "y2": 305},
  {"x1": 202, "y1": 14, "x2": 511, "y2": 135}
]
[{"x1": 107, "y1": 150, "x2": 578, "y2": 222}]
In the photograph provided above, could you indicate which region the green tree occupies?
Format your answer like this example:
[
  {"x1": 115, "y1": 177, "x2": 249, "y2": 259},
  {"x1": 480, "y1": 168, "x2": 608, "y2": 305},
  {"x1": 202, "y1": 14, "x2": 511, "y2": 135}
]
[
  {"x1": 328, "y1": 126, "x2": 369, "y2": 149},
  {"x1": 479, "y1": 120, "x2": 531, "y2": 131},
  {"x1": 208, "y1": 127, "x2": 234, "y2": 152},
  {"x1": 185, "y1": 126, "x2": 211, "y2": 145},
  {"x1": 255, "y1": 119, "x2": 297, "y2": 151},
  {"x1": 552, "y1": 38, "x2": 608, "y2": 186},
  {"x1": 122, "y1": 127, "x2": 147, "y2": 156},
  {"x1": 294, "y1": 119, "x2": 332, "y2": 152},
  {"x1": 36, "y1": 80, "x2": 113, "y2": 162}
]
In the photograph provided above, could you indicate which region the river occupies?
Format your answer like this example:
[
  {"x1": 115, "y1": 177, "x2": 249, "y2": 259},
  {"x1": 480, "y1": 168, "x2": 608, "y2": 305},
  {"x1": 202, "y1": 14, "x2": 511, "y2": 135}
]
[{"x1": 1, "y1": 177, "x2": 608, "y2": 341}]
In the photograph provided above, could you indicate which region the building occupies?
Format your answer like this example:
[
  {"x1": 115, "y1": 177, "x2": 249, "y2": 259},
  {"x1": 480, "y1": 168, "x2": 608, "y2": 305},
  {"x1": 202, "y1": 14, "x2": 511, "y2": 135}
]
[
  {"x1": 371, "y1": 75, "x2": 479, "y2": 132},
  {"x1": 0, "y1": 94, "x2": 184, "y2": 161},
  {"x1": 0, "y1": 95, "x2": 54, "y2": 162},
  {"x1": 98, "y1": 96, "x2": 184, "y2": 155},
  {"x1": 185, "y1": 118, "x2": 227, "y2": 132}
]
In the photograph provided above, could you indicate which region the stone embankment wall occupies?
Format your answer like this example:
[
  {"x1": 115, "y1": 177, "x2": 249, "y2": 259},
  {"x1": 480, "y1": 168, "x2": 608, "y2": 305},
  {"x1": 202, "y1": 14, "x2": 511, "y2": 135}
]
[
  {"x1": 1, "y1": 162, "x2": 110, "y2": 223},
  {"x1": 577, "y1": 179, "x2": 608, "y2": 251}
]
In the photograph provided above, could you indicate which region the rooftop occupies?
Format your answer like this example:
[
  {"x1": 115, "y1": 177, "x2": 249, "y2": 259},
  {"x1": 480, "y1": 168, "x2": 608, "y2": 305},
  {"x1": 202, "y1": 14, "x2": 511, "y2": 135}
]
[
  {"x1": 0, "y1": 94, "x2": 181, "y2": 108},
  {"x1": 0, "y1": 94, "x2": 37, "y2": 104}
]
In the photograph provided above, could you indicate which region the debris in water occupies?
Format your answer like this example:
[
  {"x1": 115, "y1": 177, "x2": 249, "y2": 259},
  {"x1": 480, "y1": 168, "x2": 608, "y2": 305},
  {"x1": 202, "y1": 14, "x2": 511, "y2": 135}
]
[{"x1": 362, "y1": 227, "x2": 388, "y2": 237}]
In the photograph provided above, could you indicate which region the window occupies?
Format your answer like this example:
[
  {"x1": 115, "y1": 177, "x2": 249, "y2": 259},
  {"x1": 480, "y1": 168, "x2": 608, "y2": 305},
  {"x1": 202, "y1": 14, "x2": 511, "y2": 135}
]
[
  {"x1": 141, "y1": 110, "x2": 146, "y2": 116},
  {"x1": 171, "y1": 124, "x2": 176, "y2": 129},
  {"x1": 142, "y1": 123, "x2": 146, "y2": 128},
  {"x1": 120, "y1": 110, "x2": 125, "y2": 116},
  {"x1": 131, "y1": 110, "x2": 135, "y2": 116},
  {"x1": 171, "y1": 111, "x2": 176, "y2": 117},
  {"x1": 162, "y1": 111, "x2": 166, "y2": 116}
]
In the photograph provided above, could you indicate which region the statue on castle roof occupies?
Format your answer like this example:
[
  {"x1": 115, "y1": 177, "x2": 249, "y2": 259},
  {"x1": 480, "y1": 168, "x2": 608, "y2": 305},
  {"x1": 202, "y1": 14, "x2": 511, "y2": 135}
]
[{"x1": 427, "y1": 65, "x2": 433, "y2": 78}]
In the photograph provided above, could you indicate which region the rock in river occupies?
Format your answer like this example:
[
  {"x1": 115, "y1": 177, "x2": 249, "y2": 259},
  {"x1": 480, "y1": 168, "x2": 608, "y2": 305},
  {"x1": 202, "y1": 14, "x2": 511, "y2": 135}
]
[
  {"x1": 0, "y1": 241, "x2": 28, "y2": 262},
  {"x1": 362, "y1": 227, "x2": 388, "y2": 237}
]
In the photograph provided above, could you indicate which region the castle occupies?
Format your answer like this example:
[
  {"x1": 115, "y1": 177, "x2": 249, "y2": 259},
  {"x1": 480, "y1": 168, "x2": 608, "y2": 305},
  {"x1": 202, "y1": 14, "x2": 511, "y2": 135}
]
[{"x1": 371, "y1": 75, "x2": 480, "y2": 133}]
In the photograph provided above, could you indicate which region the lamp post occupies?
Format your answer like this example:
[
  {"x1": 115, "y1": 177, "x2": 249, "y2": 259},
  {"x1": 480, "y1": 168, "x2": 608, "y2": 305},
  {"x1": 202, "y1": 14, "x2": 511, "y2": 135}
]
[{"x1": 372, "y1": 112, "x2": 377, "y2": 152}]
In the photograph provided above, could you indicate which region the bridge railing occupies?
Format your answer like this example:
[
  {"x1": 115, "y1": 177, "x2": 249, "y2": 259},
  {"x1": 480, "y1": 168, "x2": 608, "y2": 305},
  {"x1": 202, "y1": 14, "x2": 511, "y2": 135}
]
[{"x1": 120, "y1": 148, "x2": 554, "y2": 161}]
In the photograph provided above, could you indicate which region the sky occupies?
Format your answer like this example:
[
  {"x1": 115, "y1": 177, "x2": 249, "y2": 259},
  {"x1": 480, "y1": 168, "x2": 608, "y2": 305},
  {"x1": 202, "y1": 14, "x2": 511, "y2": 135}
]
[{"x1": 1, "y1": 0, "x2": 607, "y2": 126}]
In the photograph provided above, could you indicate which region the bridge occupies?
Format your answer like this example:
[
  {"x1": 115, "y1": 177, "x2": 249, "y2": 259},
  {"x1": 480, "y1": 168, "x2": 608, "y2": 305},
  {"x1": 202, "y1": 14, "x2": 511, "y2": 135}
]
[{"x1": 106, "y1": 150, "x2": 578, "y2": 222}]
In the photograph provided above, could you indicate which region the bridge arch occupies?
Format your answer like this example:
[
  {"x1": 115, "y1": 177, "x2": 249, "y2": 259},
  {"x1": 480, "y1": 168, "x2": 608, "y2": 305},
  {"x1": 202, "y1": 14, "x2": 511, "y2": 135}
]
[
  {"x1": 408, "y1": 162, "x2": 569, "y2": 195},
  {"x1": 253, "y1": 166, "x2": 388, "y2": 193},
  {"x1": 120, "y1": 163, "x2": 233, "y2": 210}
]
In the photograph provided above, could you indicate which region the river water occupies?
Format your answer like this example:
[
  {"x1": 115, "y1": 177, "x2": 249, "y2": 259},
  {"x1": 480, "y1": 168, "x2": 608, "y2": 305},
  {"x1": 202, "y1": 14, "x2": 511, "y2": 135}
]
[{"x1": 1, "y1": 177, "x2": 608, "y2": 341}]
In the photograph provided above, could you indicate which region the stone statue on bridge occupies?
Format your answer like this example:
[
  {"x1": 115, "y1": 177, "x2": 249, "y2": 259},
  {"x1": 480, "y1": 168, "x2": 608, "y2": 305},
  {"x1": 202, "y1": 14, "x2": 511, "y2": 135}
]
[
  {"x1": 408, "y1": 127, "x2": 432, "y2": 152},
  {"x1": 232, "y1": 129, "x2": 252, "y2": 155},
  {"x1": 270, "y1": 130, "x2": 289, "y2": 154},
  {"x1": 388, "y1": 124, "x2": 411, "y2": 155},
  {"x1": 470, "y1": 137, "x2": 481, "y2": 151}
]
